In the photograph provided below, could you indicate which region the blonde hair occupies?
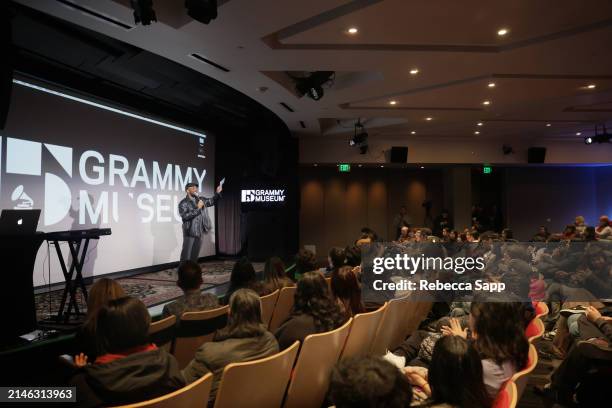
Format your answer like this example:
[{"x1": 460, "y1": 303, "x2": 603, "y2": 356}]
[
  {"x1": 575, "y1": 215, "x2": 585, "y2": 225},
  {"x1": 87, "y1": 278, "x2": 126, "y2": 319}
]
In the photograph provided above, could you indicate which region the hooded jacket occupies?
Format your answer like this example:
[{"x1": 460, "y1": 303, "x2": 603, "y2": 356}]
[{"x1": 71, "y1": 348, "x2": 185, "y2": 407}]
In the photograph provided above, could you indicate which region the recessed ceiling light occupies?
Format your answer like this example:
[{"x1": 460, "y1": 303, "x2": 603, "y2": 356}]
[
  {"x1": 425, "y1": 117, "x2": 433, "y2": 121},
  {"x1": 483, "y1": 100, "x2": 491, "y2": 105},
  {"x1": 587, "y1": 84, "x2": 596, "y2": 89},
  {"x1": 576, "y1": 132, "x2": 582, "y2": 136},
  {"x1": 389, "y1": 100, "x2": 397, "y2": 105},
  {"x1": 488, "y1": 82, "x2": 496, "y2": 88},
  {"x1": 420, "y1": 166, "x2": 425, "y2": 169},
  {"x1": 477, "y1": 122, "x2": 483, "y2": 126},
  {"x1": 313, "y1": 164, "x2": 318, "y2": 167},
  {"x1": 546, "y1": 123, "x2": 551, "y2": 127},
  {"x1": 380, "y1": 165, "x2": 384, "y2": 168},
  {"x1": 497, "y1": 28, "x2": 509, "y2": 36},
  {"x1": 347, "y1": 27, "x2": 358, "y2": 34},
  {"x1": 358, "y1": 164, "x2": 363, "y2": 167},
  {"x1": 410, "y1": 68, "x2": 419, "y2": 75},
  {"x1": 474, "y1": 131, "x2": 480, "y2": 135},
  {"x1": 411, "y1": 131, "x2": 416, "y2": 134}
]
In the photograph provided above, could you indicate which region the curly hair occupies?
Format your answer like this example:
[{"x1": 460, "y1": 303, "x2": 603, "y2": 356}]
[
  {"x1": 293, "y1": 271, "x2": 345, "y2": 332},
  {"x1": 470, "y1": 301, "x2": 529, "y2": 369}
]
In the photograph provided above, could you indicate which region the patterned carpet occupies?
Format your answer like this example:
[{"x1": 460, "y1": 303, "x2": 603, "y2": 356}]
[{"x1": 35, "y1": 260, "x2": 264, "y2": 321}]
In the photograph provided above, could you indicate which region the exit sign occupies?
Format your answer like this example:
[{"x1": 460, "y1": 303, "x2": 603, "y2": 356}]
[
  {"x1": 338, "y1": 163, "x2": 351, "y2": 172},
  {"x1": 483, "y1": 165, "x2": 492, "y2": 174}
]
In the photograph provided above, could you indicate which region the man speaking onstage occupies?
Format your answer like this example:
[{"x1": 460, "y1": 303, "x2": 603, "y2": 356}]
[{"x1": 179, "y1": 182, "x2": 222, "y2": 261}]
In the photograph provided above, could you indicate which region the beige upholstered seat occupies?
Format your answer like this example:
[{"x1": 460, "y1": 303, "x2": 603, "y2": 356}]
[
  {"x1": 111, "y1": 372, "x2": 213, "y2": 408},
  {"x1": 339, "y1": 303, "x2": 387, "y2": 360},
  {"x1": 370, "y1": 296, "x2": 411, "y2": 355},
  {"x1": 511, "y1": 344, "x2": 538, "y2": 400},
  {"x1": 148, "y1": 315, "x2": 176, "y2": 352},
  {"x1": 268, "y1": 286, "x2": 296, "y2": 332},
  {"x1": 399, "y1": 300, "x2": 432, "y2": 341},
  {"x1": 283, "y1": 318, "x2": 353, "y2": 408},
  {"x1": 260, "y1": 289, "x2": 280, "y2": 329},
  {"x1": 173, "y1": 305, "x2": 229, "y2": 369},
  {"x1": 212, "y1": 341, "x2": 300, "y2": 408}
]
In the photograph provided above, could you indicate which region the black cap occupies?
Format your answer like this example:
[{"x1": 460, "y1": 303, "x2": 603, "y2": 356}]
[{"x1": 185, "y1": 182, "x2": 199, "y2": 190}]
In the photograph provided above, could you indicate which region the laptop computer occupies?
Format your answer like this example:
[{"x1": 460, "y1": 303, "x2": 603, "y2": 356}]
[{"x1": 0, "y1": 209, "x2": 41, "y2": 235}]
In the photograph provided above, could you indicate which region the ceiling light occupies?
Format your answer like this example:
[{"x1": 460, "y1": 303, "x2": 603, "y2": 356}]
[
  {"x1": 587, "y1": 84, "x2": 596, "y2": 89},
  {"x1": 389, "y1": 100, "x2": 397, "y2": 105},
  {"x1": 347, "y1": 27, "x2": 358, "y2": 34},
  {"x1": 295, "y1": 71, "x2": 335, "y2": 101},
  {"x1": 410, "y1": 68, "x2": 419, "y2": 75},
  {"x1": 474, "y1": 131, "x2": 480, "y2": 135},
  {"x1": 425, "y1": 117, "x2": 433, "y2": 121},
  {"x1": 483, "y1": 100, "x2": 491, "y2": 105},
  {"x1": 420, "y1": 166, "x2": 425, "y2": 169},
  {"x1": 497, "y1": 28, "x2": 509, "y2": 36},
  {"x1": 546, "y1": 123, "x2": 551, "y2": 127},
  {"x1": 488, "y1": 82, "x2": 496, "y2": 88},
  {"x1": 358, "y1": 164, "x2": 363, "y2": 167},
  {"x1": 411, "y1": 131, "x2": 416, "y2": 134},
  {"x1": 576, "y1": 132, "x2": 582, "y2": 136},
  {"x1": 477, "y1": 122, "x2": 483, "y2": 126},
  {"x1": 584, "y1": 137, "x2": 593, "y2": 145},
  {"x1": 313, "y1": 164, "x2": 318, "y2": 167},
  {"x1": 380, "y1": 165, "x2": 384, "y2": 168}
]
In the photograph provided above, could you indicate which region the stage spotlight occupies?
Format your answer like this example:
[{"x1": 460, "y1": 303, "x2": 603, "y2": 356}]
[
  {"x1": 349, "y1": 120, "x2": 369, "y2": 154},
  {"x1": 585, "y1": 125, "x2": 612, "y2": 144},
  {"x1": 295, "y1": 71, "x2": 335, "y2": 101},
  {"x1": 185, "y1": 0, "x2": 218, "y2": 24},
  {"x1": 130, "y1": 0, "x2": 156, "y2": 25}
]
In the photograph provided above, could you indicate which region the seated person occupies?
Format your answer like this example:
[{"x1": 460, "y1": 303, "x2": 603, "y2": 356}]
[
  {"x1": 539, "y1": 306, "x2": 612, "y2": 406},
  {"x1": 404, "y1": 335, "x2": 491, "y2": 408},
  {"x1": 223, "y1": 257, "x2": 264, "y2": 304},
  {"x1": 329, "y1": 356, "x2": 413, "y2": 408},
  {"x1": 274, "y1": 271, "x2": 346, "y2": 350},
  {"x1": 182, "y1": 289, "x2": 278, "y2": 402},
  {"x1": 260, "y1": 256, "x2": 294, "y2": 295},
  {"x1": 328, "y1": 247, "x2": 347, "y2": 274},
  {"x1": 76, "y1": 278, "x2": 125, "y2": 360},
  {"x1": 71, "y1": 297, "x2": 185, "y2": 407},
  {"x1": 331, "y1": 265, "x2": 365, "y2": 319},
  {"x1": 441, "y1": 302, "x2": 529, "y2": 397},
  {"x1": 162, "y1": 260, "x2": 219, "y2": 320},
  {"x1": 289, "y1": 248, "x2": 318, "y2": 281}
]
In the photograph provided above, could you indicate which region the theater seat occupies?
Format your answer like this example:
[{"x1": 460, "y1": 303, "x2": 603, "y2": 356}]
[
  {"x1": 268, "y1": 286, "x2": 296, "y2": 332},
  {"x1": 492, "y1": 381, "x2": 518, "y2": 408},
  {"x1": 511, "y1": 344, "x2": 538, "y2": 400},
  {"x1": 260, "y1": 289, "x2": 280, "y2": 329},
  {"x1": 371, "y1": 296, "x2": 411, "y2": 355},
  {"x1": 111, "y1": 372, "x2": 213, "y2": 408},
  {"x1": 148, "y1": 315, "x2": 176, "y2": 352},
  {"x1": 525, "y1": 318, "x2": 545, "y2": 343},
  {"x1": 284, "y1": 318, "x2": 353, "y2": 408},
  {"x1": 340, "y1": 303, "x2": 387, "y2": 360},
  {"x1": 533, "y1": 302, "x2": 549, "y2": 319},
  {"x1": 213, "y1": 341, "x2": 300, "y2": 408},
  {"x1": 173, "y1": 305, "x2": 229, "y2": 369}
]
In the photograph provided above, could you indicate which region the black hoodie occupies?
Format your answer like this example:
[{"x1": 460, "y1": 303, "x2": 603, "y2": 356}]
[{"x1": 71, "y1": 348, "x2": 185, "y2": 407}]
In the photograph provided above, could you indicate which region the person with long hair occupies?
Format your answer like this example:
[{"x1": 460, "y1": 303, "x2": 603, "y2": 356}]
[
  {"x1": 442, "y1": 301, "x2": 529, "y2": 397},
  {"x1": 71, "y1": 297, "x2": 185, "y2": 407},
  {"x1": 223, "y1": 257, "x2": 262, "y2": 303},
  {"x1": 405, "y1": 336, "x2": 491, "y2": 408},
  {"x1": 182, "y1": 289, "x2": 279, "y2": 401},
  {"x1": 274, "y1": 271, "x2": 346, "y2": 349},
  {"x1": 260, "y1": 256, "x2": 293, "y2": 295},
  {"x1": 331, "y1": 266, "x2": 365, "y2": 319},
  {"x1": 76, "y1": 278, "x2": 126, "y2": 359}
]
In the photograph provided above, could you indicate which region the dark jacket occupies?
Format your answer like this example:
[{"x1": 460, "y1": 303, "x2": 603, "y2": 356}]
[
  {"x1": 178, "y1": 193, "x2": 220, "y2": 237},
  {"x1": 182, "y1": 331, "x2": 278, "y2": 401},
  {"x1": 274, "y1": 313, "x2": 318, "y2": 350},
  {"x1": 71, "y1": 348, "x2": 185, "y2": 408}
]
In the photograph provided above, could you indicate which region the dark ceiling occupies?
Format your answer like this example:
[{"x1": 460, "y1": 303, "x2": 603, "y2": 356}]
[{"x1": 8, "y1": 1, "x2": 288, "y2": 135}]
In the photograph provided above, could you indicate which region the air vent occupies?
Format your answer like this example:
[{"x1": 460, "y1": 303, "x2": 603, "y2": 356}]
[
  {"x1": 299, "y1": 121, "x2": 306, "y2": 128},
  {"x1": 56, "y1": 0, "x2": 133, "y2": 30},
  {"x1": 280, "y1": 102, "x2": 295, "y2": 112},
  {"x1": 189, "y1": 53, "x2": 230, "y2": 73}
]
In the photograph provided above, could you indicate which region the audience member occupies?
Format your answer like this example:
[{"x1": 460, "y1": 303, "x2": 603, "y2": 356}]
[
  {"x1": 329, "y1": 356, "x2": 413, "y2": 408},
  {"x1": 328, "y1": 247, "x2": 347, "y2": 273},
  {"x1": 433, "y1": 209, "x2": 453, "y2": 237},
  {"x1": 274, "y1": 271, "x2": 346, "y2": 349},
  {"x1": 223, "y1": 257, "x2": 263, "y2": 304},
  {"x1": 260, "y1": 256, "x2": 293, "y2": 295},
  {"x1": 162, "y1": 260, "x2": 219, "y2": 319},
  {"x1": 574, "y1": 215, "x2": 587, "y2": 237},
  {"x1": 291, "y1": 248, "x2": 318, "y2": 281},
  {"x1": 182, "y1": 289, "x2": 279, "y2": 402},
  {"x1": 71, "y1": 297, "x2": 184, "y2": 407},
  {"x1": 595, "y1": 215, "x2": 612, "y2": 240},
  {"x1": 331, "y1": 265, "x2": 365, "y2": 319},
  {"x1": 393, "y1": 206, "x2": 412, "y2": 240}
]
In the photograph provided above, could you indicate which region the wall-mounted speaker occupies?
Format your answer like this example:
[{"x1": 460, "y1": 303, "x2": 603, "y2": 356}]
[
  {"x1": 389, "y1": 146, "x2": 408, "y2": 163},
  {"x1": 527, "y1": 147, "x2": 546, "y2": 163}
]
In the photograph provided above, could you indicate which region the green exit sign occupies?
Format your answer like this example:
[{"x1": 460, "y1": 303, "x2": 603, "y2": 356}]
[
  {"x1": 483, "y1": 165, "x2": 492, "y2": 174},
  {"x1": 338, "y1": 163, "x2": 351, "y2": 172}
]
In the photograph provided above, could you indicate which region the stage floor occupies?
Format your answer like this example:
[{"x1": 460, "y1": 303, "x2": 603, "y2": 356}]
[{"x1": 34, "y1": 260, "x2": 264, "y2": 321}]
